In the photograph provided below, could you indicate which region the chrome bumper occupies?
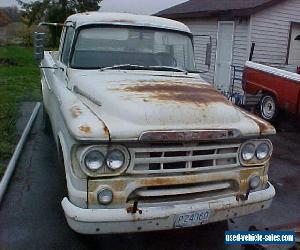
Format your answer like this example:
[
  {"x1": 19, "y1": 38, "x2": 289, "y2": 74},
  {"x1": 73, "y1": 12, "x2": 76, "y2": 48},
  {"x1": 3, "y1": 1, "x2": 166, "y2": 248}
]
[{"x1": 62, "y1": 182, "x2": 275, "y2": 234}]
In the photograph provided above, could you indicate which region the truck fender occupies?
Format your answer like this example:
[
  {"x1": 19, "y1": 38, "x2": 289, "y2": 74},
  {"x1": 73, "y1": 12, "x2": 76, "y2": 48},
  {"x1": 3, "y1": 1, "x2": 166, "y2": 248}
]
[{"x1": 57, "y1": 132, "x2": 73, "y2": 199}]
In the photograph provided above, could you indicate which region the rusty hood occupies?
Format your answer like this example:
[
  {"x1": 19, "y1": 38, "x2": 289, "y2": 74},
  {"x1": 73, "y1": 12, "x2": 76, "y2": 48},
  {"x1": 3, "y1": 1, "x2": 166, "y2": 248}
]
[{"x1": 69, "y1": 70, "x2": 275, "y2": 141}]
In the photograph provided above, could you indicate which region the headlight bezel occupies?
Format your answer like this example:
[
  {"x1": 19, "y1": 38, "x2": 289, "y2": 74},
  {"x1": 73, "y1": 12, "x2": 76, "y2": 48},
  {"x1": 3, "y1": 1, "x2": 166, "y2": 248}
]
[
  {"x1": 77, "y1": 145, "x2": 130, "y2": 177},
  {"x1": 239, "y1": 139, "x2": 273, "y2": 166}
]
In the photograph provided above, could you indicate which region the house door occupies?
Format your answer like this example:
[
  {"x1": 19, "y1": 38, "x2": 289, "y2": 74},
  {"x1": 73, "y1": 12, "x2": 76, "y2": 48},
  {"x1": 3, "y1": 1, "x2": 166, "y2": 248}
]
[
  {"x1": 288, "y1": 23, "x2": 300, "y2": 65},
  {"x1": 214, "y1": 21, "x2": 234, "y2": 92}
]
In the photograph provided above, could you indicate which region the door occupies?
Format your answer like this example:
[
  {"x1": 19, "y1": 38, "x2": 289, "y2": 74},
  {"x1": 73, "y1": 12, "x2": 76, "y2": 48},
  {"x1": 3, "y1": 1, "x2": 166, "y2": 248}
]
[
  {"x1": 214, "y1": 21, "x2": 234, "y2": 92},
  {"x1": 288, "y1": 23, "x2": 300, "y2": 65}
]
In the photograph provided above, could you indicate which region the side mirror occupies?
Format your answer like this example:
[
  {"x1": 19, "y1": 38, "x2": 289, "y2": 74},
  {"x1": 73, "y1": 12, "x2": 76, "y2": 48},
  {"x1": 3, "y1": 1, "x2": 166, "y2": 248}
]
[
  {"x1": 205, "y1": 42, "x2": 212, "y2": 67},
  {"x1": 34, "y1": 32, "x2": 46, "y2": 62}
]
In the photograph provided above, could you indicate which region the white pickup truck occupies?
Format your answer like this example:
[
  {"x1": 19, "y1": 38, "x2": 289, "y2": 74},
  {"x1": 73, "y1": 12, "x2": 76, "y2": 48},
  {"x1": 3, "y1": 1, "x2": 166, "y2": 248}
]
[{"x1": 35, "y1": 12, "x2": 276, "y2": 234}]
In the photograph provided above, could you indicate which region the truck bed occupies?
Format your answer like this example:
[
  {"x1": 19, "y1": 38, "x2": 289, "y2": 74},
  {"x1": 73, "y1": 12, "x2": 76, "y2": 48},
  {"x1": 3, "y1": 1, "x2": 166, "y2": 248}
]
[{"x1": 245, "y1": 61, "x2": 300, "y2": 83}]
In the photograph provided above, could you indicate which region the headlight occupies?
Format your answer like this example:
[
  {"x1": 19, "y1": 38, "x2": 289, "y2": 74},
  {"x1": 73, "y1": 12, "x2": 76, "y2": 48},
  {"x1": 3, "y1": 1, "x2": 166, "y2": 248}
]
[
  {"x1": 78, "y1": 145, "x2": 130, "y2": 177},
  {"x1": 239, "y1": 140, "x2": 273, "y2": 166},
  {"x1": 256, "y1": 143, "x2": 270, "y2": 160},
  {"x1": 241, "y1": 143, "x2": 255, "y2": 161},
  {"x1": 249, "y1": 175, "x2": 261, "y2": 189},
  {"x1": 97, "y1": 188, "x2": 113, "y2": 205},
  {"x1": 84, "y1": 150, "x2": 105, "y2": 171},
  {"x1": 106, "y1": 149, "x2": 125, "y2": 170}
]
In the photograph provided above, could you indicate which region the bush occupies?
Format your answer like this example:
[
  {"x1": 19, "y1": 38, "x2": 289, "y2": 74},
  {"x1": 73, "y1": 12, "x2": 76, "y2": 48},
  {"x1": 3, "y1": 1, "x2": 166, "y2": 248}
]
[{"x1": 19, "y1": 26, "x2": 34, "y2": 47}]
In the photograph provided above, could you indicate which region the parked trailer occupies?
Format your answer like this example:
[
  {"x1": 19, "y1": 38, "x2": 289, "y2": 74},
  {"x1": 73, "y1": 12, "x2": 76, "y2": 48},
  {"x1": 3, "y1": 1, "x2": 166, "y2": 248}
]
[{"x1": 243, "y1": 61, "x2": 300, "y2": 121}]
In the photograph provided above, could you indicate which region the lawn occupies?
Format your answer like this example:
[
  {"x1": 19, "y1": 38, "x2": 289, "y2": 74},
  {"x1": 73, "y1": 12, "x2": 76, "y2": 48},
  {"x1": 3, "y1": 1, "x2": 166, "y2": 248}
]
[{"x1": 0, "y1": 46, "x2": 41, "y2": 177}]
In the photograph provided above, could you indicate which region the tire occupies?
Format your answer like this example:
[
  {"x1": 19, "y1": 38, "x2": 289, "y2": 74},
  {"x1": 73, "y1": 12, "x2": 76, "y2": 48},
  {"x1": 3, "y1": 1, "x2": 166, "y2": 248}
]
[
  {"x1": 42, "y1": 104, "x2": 52, "y2": 134},
  {"x1": 57, "y1": 142, "x2": 68, "y2": 199},
  {"x1": 259, "y1": 94, "x2": 278, "y2": 122}
]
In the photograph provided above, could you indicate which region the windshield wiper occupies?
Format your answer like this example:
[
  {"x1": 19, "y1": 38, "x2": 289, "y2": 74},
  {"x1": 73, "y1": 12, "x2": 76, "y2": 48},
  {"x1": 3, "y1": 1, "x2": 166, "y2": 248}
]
[
  {"x1": 99, "y1": 64, "x2": 147, "y2": 71},
  {"x1": 148, "y1": 66, "x2": 188, "y2": 74},
  {"x1": 99, "y1": 64, "x2": 189, "y2": 74}
]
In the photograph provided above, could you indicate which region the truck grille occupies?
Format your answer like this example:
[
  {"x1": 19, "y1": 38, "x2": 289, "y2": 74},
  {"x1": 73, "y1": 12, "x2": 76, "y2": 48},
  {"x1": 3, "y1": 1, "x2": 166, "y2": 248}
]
[
  {"x1": 127, "y1": 181, "x2": 238, "y2": 204},
  {"x1": 127, "y1": 143, "x2": 240, "y2": 174}
]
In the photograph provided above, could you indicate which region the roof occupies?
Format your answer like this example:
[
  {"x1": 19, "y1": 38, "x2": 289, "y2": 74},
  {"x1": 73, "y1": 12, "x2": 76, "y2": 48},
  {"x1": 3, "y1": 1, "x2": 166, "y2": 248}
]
[
  {"x1": 66, "y1": 12, "x2": 191, "y2": 33},
  {"x1": 156, "y1": 0, "x2": 284, "y2": 19}
]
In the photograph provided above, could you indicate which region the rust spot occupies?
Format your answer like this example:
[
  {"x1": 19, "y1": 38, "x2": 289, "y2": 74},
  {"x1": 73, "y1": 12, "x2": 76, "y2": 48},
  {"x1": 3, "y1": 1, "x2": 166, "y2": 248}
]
[
  {"x1": 140, "y1": 175, "x2": 201, "y2": 187},
  {"x1": 103, "y1": 125, "x2": 109, "y2": 136},
  {"x1": 88, "y1": 193, "x2": 97, "y2": 205},
  {"x1": 140, "y1": 130, "x2": 240, "y2": 142},
  {"x1": 113, "y1": 80, "x2": 231, "y2": 106},
  {"x1": 70, "y1": 106, "x2": 82, "y2": 118},
  {"x1": 79, "y1": 124, "x2": 92, "y2": 134},
  {"x1": 238, "y1": 108, "x2": 276, "y2": 135},
  {"x1": 126, "y1": 201, "x2": 140, "y2": 214}
]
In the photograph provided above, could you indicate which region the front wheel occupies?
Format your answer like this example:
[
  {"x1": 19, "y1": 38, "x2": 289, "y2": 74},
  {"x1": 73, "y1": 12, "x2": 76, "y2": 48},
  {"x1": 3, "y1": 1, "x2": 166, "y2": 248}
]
[{"x1": 259, "y1": 94, "x2": 278, "y2": 122}]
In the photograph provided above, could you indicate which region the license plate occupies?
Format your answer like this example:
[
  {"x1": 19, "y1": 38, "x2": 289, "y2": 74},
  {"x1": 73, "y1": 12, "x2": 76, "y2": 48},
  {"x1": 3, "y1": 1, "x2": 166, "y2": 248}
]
[{"x1": 174, "y1": 210, "x2": 211, "y2": 228}]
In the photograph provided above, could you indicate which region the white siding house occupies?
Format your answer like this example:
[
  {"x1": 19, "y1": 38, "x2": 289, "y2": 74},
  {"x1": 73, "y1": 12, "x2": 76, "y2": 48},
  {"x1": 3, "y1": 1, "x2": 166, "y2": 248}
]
[{"x1": 157, "y1": 0, "x2": 300, "y2": 105}]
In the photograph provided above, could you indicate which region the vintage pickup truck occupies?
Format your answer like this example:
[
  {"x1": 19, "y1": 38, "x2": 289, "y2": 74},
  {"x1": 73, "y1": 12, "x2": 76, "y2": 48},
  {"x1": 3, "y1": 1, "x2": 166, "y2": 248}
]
[
  {"x1": 35, "y1": 12, "x2": 276, "y2": 234},
  {"x1": 243, "y1": 61, "x2": 300, "y2": 121}
]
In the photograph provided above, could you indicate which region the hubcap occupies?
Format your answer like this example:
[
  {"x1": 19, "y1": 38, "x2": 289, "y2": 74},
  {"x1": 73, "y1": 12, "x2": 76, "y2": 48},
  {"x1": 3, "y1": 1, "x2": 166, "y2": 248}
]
[{"x1": 261, "y1": 96, "x2": 276, "y2": 119}]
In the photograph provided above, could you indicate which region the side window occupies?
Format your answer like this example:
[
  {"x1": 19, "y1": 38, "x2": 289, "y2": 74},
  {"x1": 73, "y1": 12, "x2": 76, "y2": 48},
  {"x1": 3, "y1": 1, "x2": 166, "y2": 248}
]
[{"x1": 61, "y1": 27, "x2": 75, "y2": 65}]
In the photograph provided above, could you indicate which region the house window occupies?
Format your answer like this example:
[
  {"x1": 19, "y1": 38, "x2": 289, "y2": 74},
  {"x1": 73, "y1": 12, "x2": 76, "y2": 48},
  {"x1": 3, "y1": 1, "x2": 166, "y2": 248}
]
[{"x1": 288, "y1": 23, "x2": 300, "y2": 65}]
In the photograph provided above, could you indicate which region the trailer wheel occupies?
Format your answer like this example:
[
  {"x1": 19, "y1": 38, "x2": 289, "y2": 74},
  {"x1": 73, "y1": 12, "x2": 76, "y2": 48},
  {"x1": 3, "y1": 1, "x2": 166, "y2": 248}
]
[{"x1": 260, "y1": 94, "x2": 278, "y2": 122}]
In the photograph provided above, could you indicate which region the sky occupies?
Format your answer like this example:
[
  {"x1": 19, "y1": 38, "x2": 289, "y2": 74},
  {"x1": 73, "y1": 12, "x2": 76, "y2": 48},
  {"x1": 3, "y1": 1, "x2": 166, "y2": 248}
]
[{"x1": 0, "y1": 0, "x2": 186, "y2": 15}]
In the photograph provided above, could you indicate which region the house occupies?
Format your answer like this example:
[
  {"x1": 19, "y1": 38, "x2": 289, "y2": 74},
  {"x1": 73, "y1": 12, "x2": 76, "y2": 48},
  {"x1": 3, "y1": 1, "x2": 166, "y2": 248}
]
[{"x1": 157, "y1": 0, "x2": 300, "y2": 104}]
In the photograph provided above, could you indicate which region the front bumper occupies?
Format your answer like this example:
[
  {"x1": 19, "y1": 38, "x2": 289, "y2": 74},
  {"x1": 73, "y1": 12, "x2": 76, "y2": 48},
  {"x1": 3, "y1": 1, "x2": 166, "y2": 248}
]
[{"x1": 62, "y1": 182, "x2": 275, "y2": 234}]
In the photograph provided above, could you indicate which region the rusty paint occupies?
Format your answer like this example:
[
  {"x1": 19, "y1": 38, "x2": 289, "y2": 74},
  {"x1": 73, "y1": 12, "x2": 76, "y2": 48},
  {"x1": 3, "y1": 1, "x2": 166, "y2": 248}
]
[
  {"x1": 239, "y1": 167, "x2": 266, "y2": 192},
  {"x1": 88, "y1": 193, "x2": 97, "y2": 205},
  {"x1": 70, "y1": 105, "x2": 82, "y2": 118},
  {"x1": 139, "y1": 129, "x2": 241, "y2": 142},
  {"x1": 113, "y1": 81, "x2": 231, "y2": 106},
  {"x1": 103, "y1": 125, "x2": 110, "y2": 137},
  {"x1": 126, "y1": 201, "x2": 141, "y2": 214},
  {"x1": 79, "y1": 124, "x2": 92, "y2": 134},
  {"x1": 237, "y1": 107, "x2": 276, "y2": 135},
  {"x1": 87, "y1": 170, "x2": 260, "y2": 206}
]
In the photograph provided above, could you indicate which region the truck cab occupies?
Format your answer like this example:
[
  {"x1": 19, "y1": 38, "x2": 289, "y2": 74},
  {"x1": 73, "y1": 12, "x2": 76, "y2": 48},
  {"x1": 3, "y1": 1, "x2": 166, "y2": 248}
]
[{"x1": 36, "y1": 12, "x2": 276, "y2": 234}]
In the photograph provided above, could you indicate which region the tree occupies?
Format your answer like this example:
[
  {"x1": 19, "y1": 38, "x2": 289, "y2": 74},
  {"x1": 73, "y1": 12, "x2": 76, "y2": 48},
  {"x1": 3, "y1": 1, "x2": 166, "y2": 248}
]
[
  {"x1": 17, "y1": 0, "x2": 102, "y2": 46},
  {"x1": 0, "y1": 10, "x2": 11, "y2": 27}
]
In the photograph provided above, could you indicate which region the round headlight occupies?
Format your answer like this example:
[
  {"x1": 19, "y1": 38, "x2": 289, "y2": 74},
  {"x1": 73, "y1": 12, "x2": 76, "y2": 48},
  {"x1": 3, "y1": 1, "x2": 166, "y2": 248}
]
[
  {"x1": 98, "y1": 188, "x2": 113, "y2": 205},
  {"x1": 256, "y1": 143, "x2": 270, "y2": 160},
  {"x1": 249, "y1": 175, "x2": 261, "y2": 189},
  {"x1": 84, "y1": 150, "x2": 105, "y2": 171},
  {"x1": 106, "y1": 149, "x2": 125, "y2": 170},
  {"x1": 241, "y1": 143, "x2": 256, "y2": 161}
]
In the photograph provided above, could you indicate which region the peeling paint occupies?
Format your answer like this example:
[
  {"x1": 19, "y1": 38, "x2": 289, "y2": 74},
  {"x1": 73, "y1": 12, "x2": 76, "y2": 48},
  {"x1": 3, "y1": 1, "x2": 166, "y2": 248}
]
[
  {"x1": 79, "y1": 124, "x2": 92, "y2": 134},
  {"x1": 238, "y1": 108, "x2": 276, "y2": 135},
  {"x1": 114, "y1": 81, "x2": 231, "y2": 106},
  {"x1": 70, "y1": 106, "x2": 82, "y2": 118},
  {"x1": 103, "y1": 126, "x2": 110, "y2": 137}
]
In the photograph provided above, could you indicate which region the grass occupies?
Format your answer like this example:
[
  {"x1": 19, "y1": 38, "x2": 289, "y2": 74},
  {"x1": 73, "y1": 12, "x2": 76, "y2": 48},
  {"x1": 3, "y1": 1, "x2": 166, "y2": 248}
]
[{"x1": 0, "y1": 45, "x2": 41, "y2": 177}]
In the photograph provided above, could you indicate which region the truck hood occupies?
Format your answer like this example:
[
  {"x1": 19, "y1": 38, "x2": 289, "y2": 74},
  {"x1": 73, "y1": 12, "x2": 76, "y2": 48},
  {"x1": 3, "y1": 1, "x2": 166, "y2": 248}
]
[{"x1": 69, "y1": 70, "x2": 275, "y2": 140}]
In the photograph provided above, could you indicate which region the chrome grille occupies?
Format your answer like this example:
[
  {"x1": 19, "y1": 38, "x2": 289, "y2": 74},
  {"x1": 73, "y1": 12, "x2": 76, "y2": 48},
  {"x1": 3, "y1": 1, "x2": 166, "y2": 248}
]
[
  {"x1": 127, "y1": 144, "x2": 240, "y2": 174},
  {"x1": 127, "y1": 181, "x2": 238, "y2": 203}
]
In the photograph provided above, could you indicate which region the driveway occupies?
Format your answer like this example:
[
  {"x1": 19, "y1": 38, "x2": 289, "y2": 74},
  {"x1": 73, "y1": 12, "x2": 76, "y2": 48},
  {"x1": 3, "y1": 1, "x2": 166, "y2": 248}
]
[{"x1": 0, "y1": 104, "x2": 299, "y2": 250}]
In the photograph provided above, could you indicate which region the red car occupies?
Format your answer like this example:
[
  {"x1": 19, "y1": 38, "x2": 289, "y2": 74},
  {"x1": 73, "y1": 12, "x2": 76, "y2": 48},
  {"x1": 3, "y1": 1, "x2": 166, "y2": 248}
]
[{"x1": 243, "y1": 61, "x2": 300, "y2": 121}]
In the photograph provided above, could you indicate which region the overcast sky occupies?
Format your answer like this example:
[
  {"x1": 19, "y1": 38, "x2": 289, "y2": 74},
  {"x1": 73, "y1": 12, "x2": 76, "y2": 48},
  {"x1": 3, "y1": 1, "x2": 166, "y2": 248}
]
[{"x1": 0, "y1": 0, "x2": 186, "y2": 15}]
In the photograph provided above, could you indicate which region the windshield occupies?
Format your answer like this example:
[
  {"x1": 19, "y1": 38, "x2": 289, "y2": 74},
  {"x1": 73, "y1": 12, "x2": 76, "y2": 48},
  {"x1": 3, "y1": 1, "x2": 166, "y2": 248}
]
[{"x1": 71, "y1": 26, "x2": 196, "y2": 72}]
